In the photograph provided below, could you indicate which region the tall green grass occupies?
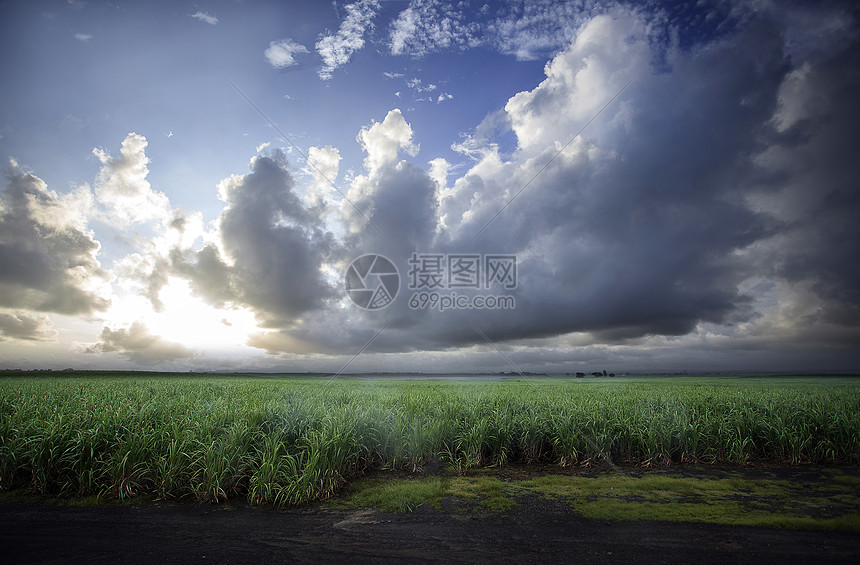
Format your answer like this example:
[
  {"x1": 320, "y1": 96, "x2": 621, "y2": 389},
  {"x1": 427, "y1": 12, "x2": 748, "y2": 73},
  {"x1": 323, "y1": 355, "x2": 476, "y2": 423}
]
[{"x1": 0, "y1": 375, "x2": 857, "y2": 505}]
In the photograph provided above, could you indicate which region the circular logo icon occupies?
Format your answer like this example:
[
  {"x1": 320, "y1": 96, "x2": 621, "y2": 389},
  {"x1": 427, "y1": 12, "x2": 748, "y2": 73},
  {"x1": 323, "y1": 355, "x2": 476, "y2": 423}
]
[{"x1": 344, "y1": 254, "x2": 400, "y2": 310}]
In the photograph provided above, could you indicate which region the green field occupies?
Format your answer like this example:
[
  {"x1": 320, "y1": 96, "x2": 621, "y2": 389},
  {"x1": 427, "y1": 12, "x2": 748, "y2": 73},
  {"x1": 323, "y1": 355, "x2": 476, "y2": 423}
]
[{"x1": 0, "y1": 373, "x2": 858, "y2": 508}]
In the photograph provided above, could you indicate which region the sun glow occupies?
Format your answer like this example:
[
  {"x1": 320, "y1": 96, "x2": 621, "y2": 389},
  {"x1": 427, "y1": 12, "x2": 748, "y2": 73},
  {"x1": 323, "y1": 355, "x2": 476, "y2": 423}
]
[
  {"x1": 110, "y1": 277, "x2": 261, "y2": 351},
  {"x1": 149, "y1": 278, "x2": 260, "y2": 350}
]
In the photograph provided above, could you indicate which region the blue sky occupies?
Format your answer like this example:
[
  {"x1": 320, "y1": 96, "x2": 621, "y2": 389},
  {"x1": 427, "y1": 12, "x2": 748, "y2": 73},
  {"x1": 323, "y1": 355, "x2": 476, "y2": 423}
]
[
  {"x1": 1, "y1": 0, "x2": 858, "y2": 374},
  {"x1": 1, "y1": 1, "x2": 547, "y2": 216}
]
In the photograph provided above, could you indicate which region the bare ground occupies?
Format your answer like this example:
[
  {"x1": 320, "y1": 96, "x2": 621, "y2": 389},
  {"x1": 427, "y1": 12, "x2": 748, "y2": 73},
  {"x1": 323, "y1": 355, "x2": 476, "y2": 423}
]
[{"x1": 1, "y1": 492, "x2": 858, "y2": 564}]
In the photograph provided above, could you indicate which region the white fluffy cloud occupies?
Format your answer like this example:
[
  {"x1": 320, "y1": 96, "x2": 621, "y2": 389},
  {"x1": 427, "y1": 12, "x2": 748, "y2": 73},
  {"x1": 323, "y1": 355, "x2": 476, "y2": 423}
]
[
  {"x1": 189, "y1": 11, "x2": 218, "y2": 25},
  {"x1": 505, "y1": 11, "x2": 648, "y2": 151},
  {"x1": 389, "y1": 0, "x2": 478, "y2": 57},
  {"x1": 304, "y1": 145, "x2": 341, "y2": 206},
  {"x1": 488, "y1": 0, "x2": 593, "y2": 61},
  {"x1": 316, "y1": 0, "x2": 379, "y2": 80},
  {"x1": 355, "y1": 109, "x2": 418, "y2": 173},
  {"x1": 264, "y1": 38, "x2": 308, "y2": 69},
  {"x1": 92, "y1": 133, "x2": 171, "y2": 226}
]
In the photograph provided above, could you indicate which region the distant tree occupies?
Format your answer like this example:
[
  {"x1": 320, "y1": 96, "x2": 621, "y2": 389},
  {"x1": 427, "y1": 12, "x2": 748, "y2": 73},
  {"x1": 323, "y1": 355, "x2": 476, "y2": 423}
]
[
  {"x1": 603, "y1": 369, "x2": 607, "y2": 376},
  {"x1": 576, "y1": 372, "x2": 585, "y2": 378}
]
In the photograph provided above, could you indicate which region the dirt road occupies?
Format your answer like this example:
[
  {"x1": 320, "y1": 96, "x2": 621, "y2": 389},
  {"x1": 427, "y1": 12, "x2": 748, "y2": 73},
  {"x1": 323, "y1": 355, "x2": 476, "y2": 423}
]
[{"x1": 2, "y1": 494, "x2": 858, "y2": 564}]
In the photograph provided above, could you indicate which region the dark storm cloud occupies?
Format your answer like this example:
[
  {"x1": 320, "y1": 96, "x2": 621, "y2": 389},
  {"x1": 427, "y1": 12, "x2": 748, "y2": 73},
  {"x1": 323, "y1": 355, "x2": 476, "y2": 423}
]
[
  {"x1": 0, "y1": 163, "x2": 109, "y2": 315},
  {"x1": 84, "y1": 1, "x2": 848, "y2": 368},
  {"x1": 755, "y1": 35, "x2": 860, "y2": 330},
  {"x1": 326, "y1": 11, "x2": 786, "y2": 352},
  {"x1": 345, "y1": 159, "x2": 439, "y2": 265},
  {"x1": 172, "y1": 244, "x2": 235, "y2": 308},
  {"x1": 471, "y1": 5, "x2": 858, "y2": 354},
  {"x1": 82, "y1": 321, "x2": 194, "y2": 363},
  {"x1": 466, "y1": 20, "x2": 788, "y2": 342},
  {"x1": 259, "y1": 3, "x2": 859, "y2": 360},
  {"x1": 178, "y1": 152, "x2": 338, "y2": 327}
]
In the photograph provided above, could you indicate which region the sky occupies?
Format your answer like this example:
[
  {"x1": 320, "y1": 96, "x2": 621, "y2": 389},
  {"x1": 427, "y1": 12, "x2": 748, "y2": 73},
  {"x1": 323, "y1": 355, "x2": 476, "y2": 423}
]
[{"x1": 0, "y1": 0, "x2": 858, "y2": 374}]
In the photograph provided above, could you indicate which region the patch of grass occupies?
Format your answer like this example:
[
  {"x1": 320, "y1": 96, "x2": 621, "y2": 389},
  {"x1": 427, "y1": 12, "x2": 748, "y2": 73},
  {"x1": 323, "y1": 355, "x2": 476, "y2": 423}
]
[
  {"x1": 573, "y1": 497, "x2": 860, "y2": 532},
  {"x1": 329, "y1": 477, "x2": 448, "y2": 513},
  {"x1": 327, "y1": 467, "x2": 860, "y2": 532},
  {"x1": 832, "y1": 472, "x2": 860, "y2": 487},
  {"x1": 329, "y1": 475, "x2": 520, "y2": 514},
  {"x1": 325, "y1": 466, "x2": 860, "y2": 531},
  {"x1": 515, "y1": 470, "x2": 860, "y2": 532},
  {"x1": 446, "y1": 476, "x2": 518, "y2": 513}
]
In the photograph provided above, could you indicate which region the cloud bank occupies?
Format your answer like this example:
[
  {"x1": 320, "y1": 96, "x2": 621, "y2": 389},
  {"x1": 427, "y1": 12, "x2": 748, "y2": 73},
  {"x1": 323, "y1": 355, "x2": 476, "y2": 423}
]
[{"x1": 245, "y1": 4, "x2": 859, "y2": 366}]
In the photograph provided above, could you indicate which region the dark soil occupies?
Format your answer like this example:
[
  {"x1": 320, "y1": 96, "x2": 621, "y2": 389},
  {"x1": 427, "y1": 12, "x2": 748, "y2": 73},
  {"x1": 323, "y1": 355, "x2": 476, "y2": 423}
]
[{"x1": 1, "y1": 492, "x2": 858, "y2": 564}]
